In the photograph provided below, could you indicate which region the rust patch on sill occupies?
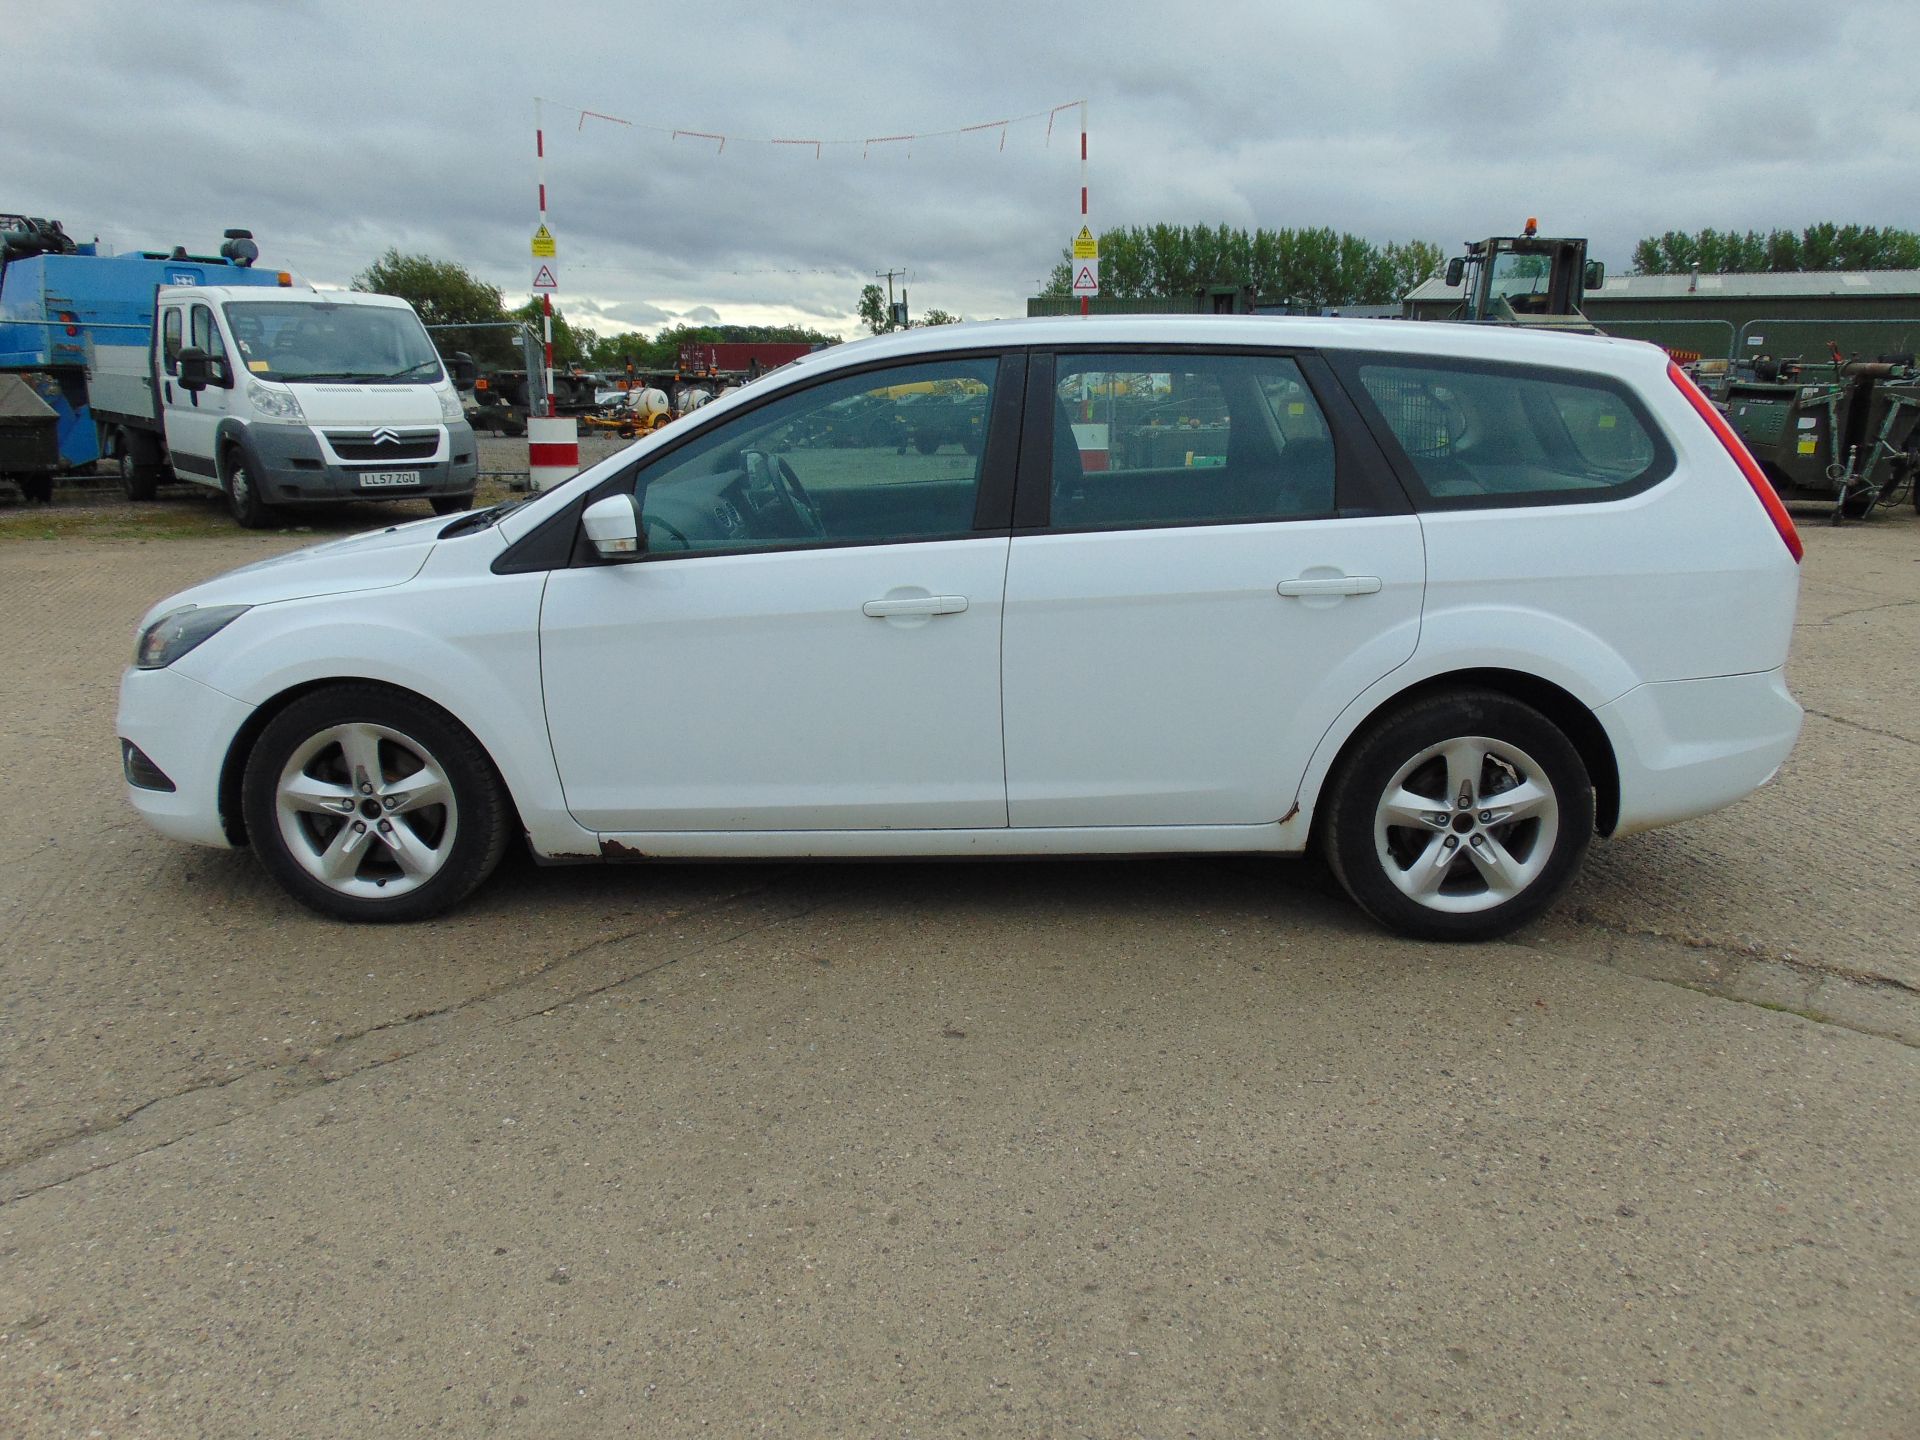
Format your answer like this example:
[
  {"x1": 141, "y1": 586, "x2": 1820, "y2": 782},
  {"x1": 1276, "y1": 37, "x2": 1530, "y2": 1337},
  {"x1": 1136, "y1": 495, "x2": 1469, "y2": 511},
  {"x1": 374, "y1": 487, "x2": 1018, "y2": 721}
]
[
  {"x1": 1279, "y1": 802, "x2": 1300, "y2": 825},
  {"x1": 600, "y1": 838, "x2": 649, "y2": 861}
]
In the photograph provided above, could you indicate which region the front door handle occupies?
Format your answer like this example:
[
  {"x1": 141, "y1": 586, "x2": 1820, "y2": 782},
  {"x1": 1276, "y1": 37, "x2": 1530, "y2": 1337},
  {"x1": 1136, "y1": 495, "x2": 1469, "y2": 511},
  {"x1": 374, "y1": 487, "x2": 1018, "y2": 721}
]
[
  {"x1": 863, "y1": 595, "x2": 969, "y2": 617},
  {"x1": 1277, "y1": 575, "x2": 1382, "y2": 597}
]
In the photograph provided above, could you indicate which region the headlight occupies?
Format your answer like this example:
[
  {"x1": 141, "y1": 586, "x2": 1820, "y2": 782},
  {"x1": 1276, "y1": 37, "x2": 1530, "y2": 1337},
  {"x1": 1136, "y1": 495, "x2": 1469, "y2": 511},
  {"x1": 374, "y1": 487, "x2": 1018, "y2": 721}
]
[
  {"x1": 246, "y1": 382, "x2": 305, "y2": 423},
  {"x1": 438, "y1": 386, "x2": 464, "y2": 423},
  {"x1": 135, "y1": 604, "x2": 251, "y2": 670}
]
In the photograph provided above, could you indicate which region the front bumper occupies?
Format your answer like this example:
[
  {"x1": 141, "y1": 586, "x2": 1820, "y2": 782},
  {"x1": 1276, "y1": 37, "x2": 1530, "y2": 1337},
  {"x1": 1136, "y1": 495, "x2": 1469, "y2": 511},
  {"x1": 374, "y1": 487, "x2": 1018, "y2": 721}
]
[
  {"x1": 244, "y1": 421, "x2": 479, "y2": 505},
  {"x1": 116, "y1": 665, "x2": 257, "y2": 849},
  {"x1": 1598, "y1": 667, "x2": 1803, "y2": 836}
]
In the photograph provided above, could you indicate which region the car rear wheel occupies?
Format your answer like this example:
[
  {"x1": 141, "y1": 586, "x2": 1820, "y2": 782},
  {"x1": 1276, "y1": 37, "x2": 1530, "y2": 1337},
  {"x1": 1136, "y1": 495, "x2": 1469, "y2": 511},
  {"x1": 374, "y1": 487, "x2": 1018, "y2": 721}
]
[
  {"x1": 241, "y1": 685, "x2": 511, "y2": 922},
  {"x1": 1322, "y1": 690, "x2": 1593, "y2": 942}
]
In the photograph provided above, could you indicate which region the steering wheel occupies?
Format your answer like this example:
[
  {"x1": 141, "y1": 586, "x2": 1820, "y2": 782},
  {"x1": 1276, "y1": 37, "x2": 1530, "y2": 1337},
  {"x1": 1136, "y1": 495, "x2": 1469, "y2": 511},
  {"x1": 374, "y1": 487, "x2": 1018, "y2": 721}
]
[{"x1": 773, "y1": 456, "x2": 826, "y2": 538}]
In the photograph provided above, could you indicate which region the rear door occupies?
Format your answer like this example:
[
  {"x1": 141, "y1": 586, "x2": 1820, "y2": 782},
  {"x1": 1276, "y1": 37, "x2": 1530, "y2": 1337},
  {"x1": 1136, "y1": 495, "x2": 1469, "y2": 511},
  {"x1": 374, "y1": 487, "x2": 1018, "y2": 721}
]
[{"x1": 1000, "y1": 347, "x2": 1426, "y2": 828}]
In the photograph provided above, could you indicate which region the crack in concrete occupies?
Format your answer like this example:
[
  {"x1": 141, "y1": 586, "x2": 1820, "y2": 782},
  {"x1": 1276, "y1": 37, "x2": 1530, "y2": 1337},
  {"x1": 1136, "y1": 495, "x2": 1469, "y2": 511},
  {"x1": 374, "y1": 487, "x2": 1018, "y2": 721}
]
[
  {"x1": 1797, "y1": 596, "x2": 1920, "y2": 627},
  {"x1": 1800, "y1": 706, "x2": 1919, "y2": 749},
  {"x1": 0, "y1": 876, "x2": 820, "y2": 1207},
  {"x1": 1563, "y1": 908, "x2": 1918, "y2": 1048}
]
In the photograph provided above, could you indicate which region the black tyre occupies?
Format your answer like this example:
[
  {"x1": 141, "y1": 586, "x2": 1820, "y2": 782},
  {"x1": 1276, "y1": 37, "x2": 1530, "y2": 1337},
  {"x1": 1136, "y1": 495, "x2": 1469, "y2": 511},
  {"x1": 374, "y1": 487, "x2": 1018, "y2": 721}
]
[
  {"x1": 19, "y1": 474, "x2": 54, "y2": 503},
  {"x1": 118, "y1": 433, "x2": 158, "y2": 501},
  {"x1": 241, "y1": 684, "x2": 512, "y2": 923},
  {"x1": 222, "y1": 447, "x2": 273, "y2": 529},
  {"x1": 1322, "y1": 690, "x2": 1594, "y2": 942},
  {"x1": 430, "y1": 494, "x2": 473, "y2": 516}
]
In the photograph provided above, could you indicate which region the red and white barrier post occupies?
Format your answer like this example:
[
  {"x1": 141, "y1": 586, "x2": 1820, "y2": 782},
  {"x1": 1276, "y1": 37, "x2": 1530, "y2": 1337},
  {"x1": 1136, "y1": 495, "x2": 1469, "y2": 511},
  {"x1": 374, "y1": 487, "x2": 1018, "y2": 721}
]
[{"x1": 529, "y1": 99, "x2": 577, "y2": 490}]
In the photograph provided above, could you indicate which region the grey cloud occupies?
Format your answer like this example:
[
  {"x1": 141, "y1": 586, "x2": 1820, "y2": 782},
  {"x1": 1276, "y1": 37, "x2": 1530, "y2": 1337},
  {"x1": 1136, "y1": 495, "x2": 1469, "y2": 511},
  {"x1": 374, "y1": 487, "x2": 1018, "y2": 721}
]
[{"x1": 8, "y1": 0, "x2": 1920, "y2": 339}]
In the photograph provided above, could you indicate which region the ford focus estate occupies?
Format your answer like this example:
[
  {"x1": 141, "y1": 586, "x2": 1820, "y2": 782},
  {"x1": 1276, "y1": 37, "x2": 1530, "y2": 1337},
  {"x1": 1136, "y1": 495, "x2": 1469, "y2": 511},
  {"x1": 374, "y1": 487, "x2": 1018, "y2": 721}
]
[{"x1": 118, "y1": 317, "x2": 1804, "y2": 940}]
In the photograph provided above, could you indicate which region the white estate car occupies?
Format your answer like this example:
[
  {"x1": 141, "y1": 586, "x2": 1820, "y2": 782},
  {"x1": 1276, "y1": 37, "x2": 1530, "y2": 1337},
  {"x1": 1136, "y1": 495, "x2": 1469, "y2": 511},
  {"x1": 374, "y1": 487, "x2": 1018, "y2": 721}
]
[{"x1": 117, "y1": 317, "x2": 1804, "y2": 940}]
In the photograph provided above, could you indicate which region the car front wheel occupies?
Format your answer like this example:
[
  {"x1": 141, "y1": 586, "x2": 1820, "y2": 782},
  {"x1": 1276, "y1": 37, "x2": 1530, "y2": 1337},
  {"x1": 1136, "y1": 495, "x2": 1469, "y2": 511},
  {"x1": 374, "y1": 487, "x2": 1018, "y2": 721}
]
[
  {"x1": 1322, "y1": 690, "x2": 1593, "y2": 942},
  {"x1": 241, "y1": 685, "x2": 511, "y2": 922}
]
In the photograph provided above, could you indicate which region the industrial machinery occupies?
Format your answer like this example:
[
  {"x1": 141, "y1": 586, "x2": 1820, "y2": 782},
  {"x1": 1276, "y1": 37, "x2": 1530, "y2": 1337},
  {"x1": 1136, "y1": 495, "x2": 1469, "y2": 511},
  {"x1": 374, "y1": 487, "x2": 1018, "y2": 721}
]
[
  {"x1": 1722, "y1": 345, "x2": 1920, "y2": 522},
  {"x1": 1441, "y1": 220, "x2": 1606, "y2": 330}
]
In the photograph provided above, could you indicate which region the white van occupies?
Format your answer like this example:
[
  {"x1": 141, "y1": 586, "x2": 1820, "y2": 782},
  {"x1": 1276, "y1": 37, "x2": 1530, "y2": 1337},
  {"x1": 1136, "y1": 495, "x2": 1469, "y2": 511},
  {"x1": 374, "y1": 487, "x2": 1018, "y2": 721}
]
[
  {"x1": 117, "y1": 316, "x2": 1803, "y2": 938},
  {"x1": 97, "y1": 285, "x2": 477, "y2": 527}
]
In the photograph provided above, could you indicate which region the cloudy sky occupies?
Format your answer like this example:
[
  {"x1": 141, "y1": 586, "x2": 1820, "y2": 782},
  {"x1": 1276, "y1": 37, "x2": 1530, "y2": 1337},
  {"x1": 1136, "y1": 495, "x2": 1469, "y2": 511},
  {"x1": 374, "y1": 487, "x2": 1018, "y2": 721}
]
[{"x1": 9, "y1": 1, "x2": 1918, "y2": 338}]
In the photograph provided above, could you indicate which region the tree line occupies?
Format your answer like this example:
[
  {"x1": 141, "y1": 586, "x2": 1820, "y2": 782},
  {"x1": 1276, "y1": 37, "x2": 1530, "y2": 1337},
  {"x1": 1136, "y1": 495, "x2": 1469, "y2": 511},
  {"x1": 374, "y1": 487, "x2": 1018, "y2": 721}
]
[
  {"x1": 1630, "y1": 224, "x2": 1920, "y2": 275},
  {"x1": 1039, "y1": 224, "x2": 1446, "y2": 308},
  {"x1": 353, "y1": 250, "x2": 838, "y2": 373}
]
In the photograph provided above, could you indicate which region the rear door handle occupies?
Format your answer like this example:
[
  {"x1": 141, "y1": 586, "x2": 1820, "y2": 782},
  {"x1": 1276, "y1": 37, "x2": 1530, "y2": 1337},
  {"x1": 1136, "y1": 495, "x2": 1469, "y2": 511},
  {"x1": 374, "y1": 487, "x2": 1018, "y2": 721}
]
[
  {"x1": 862, "y1": 595, "x2": 969, "y2": 617},
  {"x1": 1277, "y1": 575, "x2": 1382, "y2": 597}
]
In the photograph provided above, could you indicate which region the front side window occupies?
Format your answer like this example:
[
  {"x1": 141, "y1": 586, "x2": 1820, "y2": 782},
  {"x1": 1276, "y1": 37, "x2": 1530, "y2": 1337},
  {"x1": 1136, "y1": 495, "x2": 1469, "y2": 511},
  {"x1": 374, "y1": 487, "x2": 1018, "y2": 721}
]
[
  {"x1": 189, "y1": 305, "x2": 226, "y2": 364},
  {"x1": 161, "y1": 309, "x2": 183, "y2": 372},
  {"x1": 624, "y1": 357, "x2": 998, "y2": 555},
  {"x1": 1353, "y1": 359, "x2": 1667, "y2": 506},
  {"x1": 1050, "y1": 352, "x2": 1336, "y2": 528}
]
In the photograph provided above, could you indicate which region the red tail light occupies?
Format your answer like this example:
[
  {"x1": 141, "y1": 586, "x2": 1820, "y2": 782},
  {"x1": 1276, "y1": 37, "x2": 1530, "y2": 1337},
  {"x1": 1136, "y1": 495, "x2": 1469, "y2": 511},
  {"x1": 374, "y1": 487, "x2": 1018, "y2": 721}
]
[
  {"x1": 59, "y1": 311, "x2": 79, "y2": 337},
  {"x1": 1668, "y1": 361, "x2": 1802, "y2": 563}
]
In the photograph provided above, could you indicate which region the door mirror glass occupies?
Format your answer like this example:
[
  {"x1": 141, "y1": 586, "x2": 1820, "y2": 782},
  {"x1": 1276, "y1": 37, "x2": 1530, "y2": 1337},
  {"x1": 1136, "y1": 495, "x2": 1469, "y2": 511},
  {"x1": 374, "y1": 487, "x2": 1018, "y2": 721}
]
[
  {"x1": 582, "y1": 493, "x2": 645, "y2": 562},
  {"x1": 1584, "y1": 260, "x2": 1606, "y2": 291},
  {"x1": 177, "y1": 346, "x2": 211, "y2": 392},
  {"x1": 1444, "y1": 256, "x2": 1465, "y2": 288}
]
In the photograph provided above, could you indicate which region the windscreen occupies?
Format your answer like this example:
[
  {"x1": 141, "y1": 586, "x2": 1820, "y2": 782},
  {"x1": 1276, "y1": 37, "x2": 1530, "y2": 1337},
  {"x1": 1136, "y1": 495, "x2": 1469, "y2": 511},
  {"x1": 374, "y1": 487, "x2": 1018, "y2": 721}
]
[{"x1": 222, "y1": 301, "x2": 442, "y2": 383}]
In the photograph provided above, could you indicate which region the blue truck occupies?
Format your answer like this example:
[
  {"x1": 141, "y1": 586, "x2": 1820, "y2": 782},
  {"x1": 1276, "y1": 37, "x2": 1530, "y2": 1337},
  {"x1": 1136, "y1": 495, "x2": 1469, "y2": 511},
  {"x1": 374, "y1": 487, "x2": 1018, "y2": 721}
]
[
  {"x1": 0, "y1": 215, "x2": 478, "y2": 524},
  {"x1": 0, "y1": 215, "x2": 284, "y2": 501}
]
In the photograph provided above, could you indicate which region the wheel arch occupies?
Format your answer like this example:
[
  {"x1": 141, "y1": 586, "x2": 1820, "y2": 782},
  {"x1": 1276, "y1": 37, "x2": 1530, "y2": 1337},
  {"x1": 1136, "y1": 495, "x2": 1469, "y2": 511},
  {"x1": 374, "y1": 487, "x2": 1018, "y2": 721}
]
[
  {"x1": 1306, "y1": 668, "x2": 1621, "y2": 846},
  {"x1": 217, "y1": 676, "x2": 524, "y2": 847}
]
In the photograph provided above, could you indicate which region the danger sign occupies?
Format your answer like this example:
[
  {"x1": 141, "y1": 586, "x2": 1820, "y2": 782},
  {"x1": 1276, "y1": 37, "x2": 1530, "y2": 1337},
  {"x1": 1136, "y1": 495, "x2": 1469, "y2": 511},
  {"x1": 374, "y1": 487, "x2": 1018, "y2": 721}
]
[
  {"x1": 531, "y1": 224, "x2": 556, "y2": 257},
  {"x1": 1072, "y1": 225, "x2": 1098, "y2": 260},
  {"x1": 1070, "y1": 259, "x2": 1100, "y2": 297},
  {"x1": 532, "y1": 262, "x2": 560, "y2": 291}
]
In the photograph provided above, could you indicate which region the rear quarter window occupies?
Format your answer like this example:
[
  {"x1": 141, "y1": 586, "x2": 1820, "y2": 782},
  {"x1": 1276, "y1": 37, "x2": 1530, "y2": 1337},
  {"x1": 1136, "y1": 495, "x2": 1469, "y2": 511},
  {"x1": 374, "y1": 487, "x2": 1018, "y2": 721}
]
[{"x1": 1345, "y1": 355, "x2": 1672, "y2": 509}]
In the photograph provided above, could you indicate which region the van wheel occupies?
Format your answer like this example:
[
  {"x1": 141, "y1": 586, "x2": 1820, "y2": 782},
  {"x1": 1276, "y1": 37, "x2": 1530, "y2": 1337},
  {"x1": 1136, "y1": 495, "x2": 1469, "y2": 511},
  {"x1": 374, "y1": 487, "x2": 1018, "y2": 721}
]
[
  {"x1": 1322, "y1": 690, "x2": 1593, "y2": 942},
  {"x1": 118, "y1": 436, "x2": 158, "y2": 501},
  {"x1": 222, "y1": 448, "x2": 272, "y2": 529},
  {"x1": 241, "y1": 684, "x2": 511, "y2": 922}
]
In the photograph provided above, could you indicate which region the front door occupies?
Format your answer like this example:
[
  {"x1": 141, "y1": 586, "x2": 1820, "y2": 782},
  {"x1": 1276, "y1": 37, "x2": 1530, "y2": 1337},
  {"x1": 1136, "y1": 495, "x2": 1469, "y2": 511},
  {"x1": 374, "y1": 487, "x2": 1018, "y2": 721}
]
[
  {"x1": 539, "y1": 352, "x2": 1020, "y2": 833},
  {"x1": 1001, "y1": 348, "x2": 1426, "y2": 827},
  {"x1": 159, "y1": 299, "x2": 235, "y2": 484}
]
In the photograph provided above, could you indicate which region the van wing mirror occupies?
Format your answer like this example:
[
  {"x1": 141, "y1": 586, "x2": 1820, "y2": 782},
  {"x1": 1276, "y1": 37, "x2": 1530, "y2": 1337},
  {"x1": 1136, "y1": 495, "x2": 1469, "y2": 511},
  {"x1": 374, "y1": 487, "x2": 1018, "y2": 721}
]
[
  {"x1": 177, "y1": 346, "x2": 211, "y2": 392},
  {"x1": 447, "y1": 351, "x2": 479, "y2": 389},
  {"x1": 582, "y1": 493, "x2": 646, "y2": 562}
]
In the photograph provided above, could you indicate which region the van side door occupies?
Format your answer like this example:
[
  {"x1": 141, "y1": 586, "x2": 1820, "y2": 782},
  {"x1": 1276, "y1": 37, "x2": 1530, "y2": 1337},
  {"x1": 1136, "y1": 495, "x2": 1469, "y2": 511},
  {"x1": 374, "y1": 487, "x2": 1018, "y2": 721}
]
[{"x1": 158, "y1": 299, "x2": 235, "y2": 486}]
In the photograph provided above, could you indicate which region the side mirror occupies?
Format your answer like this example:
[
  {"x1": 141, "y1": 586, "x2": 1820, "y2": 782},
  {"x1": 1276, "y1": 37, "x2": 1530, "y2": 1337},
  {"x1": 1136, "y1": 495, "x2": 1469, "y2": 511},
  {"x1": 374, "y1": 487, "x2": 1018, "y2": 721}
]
[
  {"x1": 178, "y1": 346, "x2": 211, "y2": 392},
  {"x1": 447, "y1": 351, "x2": 479, "y2": 389},
  {"x1": 1444, "y1": 257, "x2": 1465, "y2": 288},
  {"x1": 1584, "y1": 260, "x2": 1606, "y2": 291},
  {"x1": 582, "y1": 493, "x2": 645, "y2": 563}
]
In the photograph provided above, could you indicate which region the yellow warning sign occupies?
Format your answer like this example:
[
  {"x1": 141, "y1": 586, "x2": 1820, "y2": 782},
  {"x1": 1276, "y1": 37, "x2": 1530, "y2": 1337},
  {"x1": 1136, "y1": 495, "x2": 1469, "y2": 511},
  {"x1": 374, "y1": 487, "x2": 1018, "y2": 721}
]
[
  {"x1": 531, "y1": 224, "x2": 556, "y2": 258},
  {"x1": 1072, "y1": 225, "x2": 1098, "y2": 260}
]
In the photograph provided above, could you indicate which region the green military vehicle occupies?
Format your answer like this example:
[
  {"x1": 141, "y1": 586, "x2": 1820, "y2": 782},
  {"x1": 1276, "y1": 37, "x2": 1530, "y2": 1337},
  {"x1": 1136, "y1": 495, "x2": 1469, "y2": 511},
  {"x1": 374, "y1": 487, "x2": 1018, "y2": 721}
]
[{"x1": 1722, "y1": 350, "x2": 1920, "y2": 521}]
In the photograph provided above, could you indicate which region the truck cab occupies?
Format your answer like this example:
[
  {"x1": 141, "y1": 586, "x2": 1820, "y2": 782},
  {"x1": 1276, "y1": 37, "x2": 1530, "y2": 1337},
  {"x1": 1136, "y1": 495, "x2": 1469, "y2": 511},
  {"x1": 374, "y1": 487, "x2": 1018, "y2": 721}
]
[
  {"x1": 146, "y1": 286, "x2": 478, "y2": 525},
  {"x1": 1444, "y1": 221, "x2": 1606, "y2": 331}
]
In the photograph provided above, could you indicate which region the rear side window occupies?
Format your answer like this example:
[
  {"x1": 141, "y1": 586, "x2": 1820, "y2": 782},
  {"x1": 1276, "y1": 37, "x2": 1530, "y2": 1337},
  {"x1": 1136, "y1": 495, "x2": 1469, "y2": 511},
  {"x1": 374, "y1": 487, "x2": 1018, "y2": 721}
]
[
  {"x1": 1051, "y1": 352, "x2": 1336, "y2": 529},
  {"x1": 1351, "y1": 358, "x2": 1670, "y2": 507}
]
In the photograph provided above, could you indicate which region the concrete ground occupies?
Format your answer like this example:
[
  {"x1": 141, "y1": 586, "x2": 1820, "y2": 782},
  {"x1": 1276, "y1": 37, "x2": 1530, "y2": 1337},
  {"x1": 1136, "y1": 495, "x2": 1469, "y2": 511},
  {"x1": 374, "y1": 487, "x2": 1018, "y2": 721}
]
[{"x1": 0, "y1": 484, "x2": 1915, "y2": 1438}]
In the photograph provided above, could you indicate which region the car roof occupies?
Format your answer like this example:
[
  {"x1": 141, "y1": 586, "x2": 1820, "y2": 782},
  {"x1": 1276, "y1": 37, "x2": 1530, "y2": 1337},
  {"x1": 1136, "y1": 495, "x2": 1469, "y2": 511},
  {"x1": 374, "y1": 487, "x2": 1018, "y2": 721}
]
[{"x1": 791, "y1": 313, "x2": 1659, "y2": 378}]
